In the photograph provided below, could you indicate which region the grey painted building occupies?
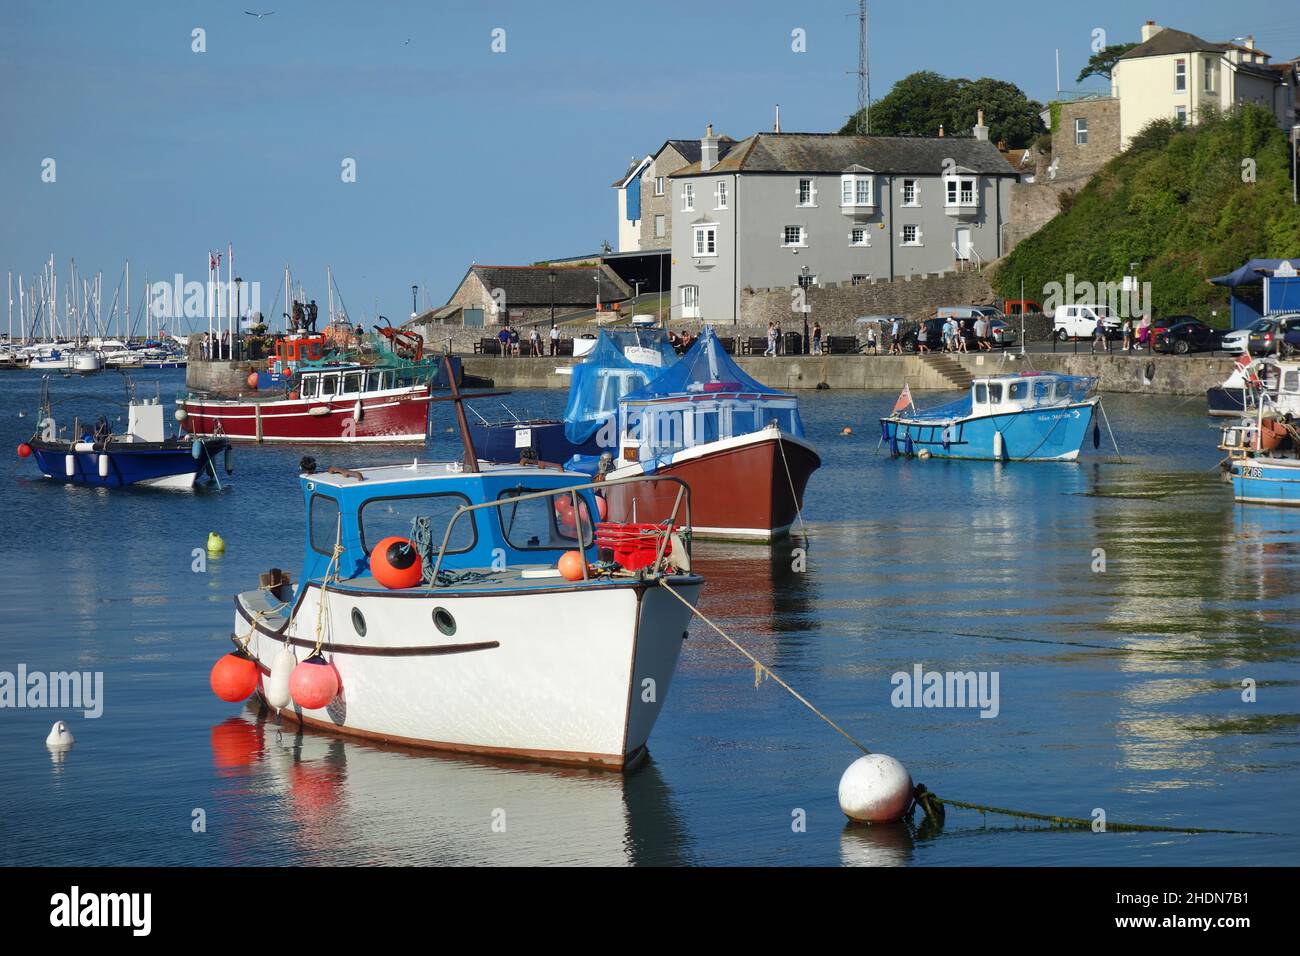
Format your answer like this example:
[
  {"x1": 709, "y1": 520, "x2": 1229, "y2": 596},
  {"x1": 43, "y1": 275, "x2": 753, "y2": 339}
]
[{"x1": 668, "y1": 126, "x2": 1020, "y2": 323}]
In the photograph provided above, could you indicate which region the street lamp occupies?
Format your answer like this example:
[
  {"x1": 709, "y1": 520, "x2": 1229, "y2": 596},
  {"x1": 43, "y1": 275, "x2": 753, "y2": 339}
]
[
  {"x1": 234, "y1": 276, "x2": 243, "y2": 358},
  {"x1": 548, "y1": 269, "x2": 557, "y2": 329},
  {"x1": 632, "y1": 280, "x2": 643, "y2": 321},
  {"x1": 411, "y1": 284, "x2": 419, "y2": 319},
  {"x1": 1292, "y1": 125, "x2": 1299, "y2": 204},
  {"x1": 593, "y1": 272, "x2": 602, "y2": 317},
  {"x1": 799, "y1": 266, "x2": 810, "y2": 355}
]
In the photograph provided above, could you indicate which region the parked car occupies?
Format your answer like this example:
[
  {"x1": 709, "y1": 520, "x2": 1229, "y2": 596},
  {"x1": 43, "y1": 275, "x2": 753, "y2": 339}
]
[
  {"x1": 1053, "y1": 304, "x2": 1121, "y2": 340},
  {"x1": 1147, "y1": 314, "x2": 1196, "y2": 342},
  {"x1": 901, "y1": 317, "x2": 973, "y2": 352},
  {"x1": 936, "y1": 305, "x2": 1003, "y2": 322},
  {"x1": 1152, "y1": 320, "x2": 1226, "y2": 354},
  {"x1": 987, "y1": 319, "x2": 1017, "y2": 347},
  {"x1": 1219, "y1": 319, "x2": 1270, "y2": 355},
  {"x1": 1248, "y1": 314, "x2": 1300, "y2": 356}
]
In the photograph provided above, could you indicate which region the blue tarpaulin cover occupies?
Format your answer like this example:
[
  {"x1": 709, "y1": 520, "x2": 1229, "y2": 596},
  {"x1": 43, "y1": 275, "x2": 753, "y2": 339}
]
[
  {"x1": 1208, "y1": 259, "x2": 1300, "y2": 287},
  {"x1": 562, "y1": 329, "x2": 677, "y2": 444},
  {"x1": 622, "y1": 327, "x2": 786, "y2": 402}
]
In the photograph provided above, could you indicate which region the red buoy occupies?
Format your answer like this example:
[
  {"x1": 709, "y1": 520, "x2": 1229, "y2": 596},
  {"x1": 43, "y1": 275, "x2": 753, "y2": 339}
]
[
  {"x1": 370, "y1": 536, "x2": 422, "y2": 589},
  {"x1": 289, "y1": 654, "x2": 339, "y2": 710},
  {"x1": 594, "y1": 494, "x2": 608, "y2": 521},
  {"x1": 16, "y1": 443, "x2": 32, "y2": 459},
  {"x1": 558, "y1": 550, "x2": 587, "y2": 581},
  {"x1": 210, "y1": 651, "x2": 259, "y2": 703}
]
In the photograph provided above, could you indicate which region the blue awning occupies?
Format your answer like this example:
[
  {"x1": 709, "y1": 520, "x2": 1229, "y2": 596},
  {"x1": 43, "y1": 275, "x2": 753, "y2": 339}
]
[{"x1": 1208, "y1": 259, "x2": 1300, "y2": 288}]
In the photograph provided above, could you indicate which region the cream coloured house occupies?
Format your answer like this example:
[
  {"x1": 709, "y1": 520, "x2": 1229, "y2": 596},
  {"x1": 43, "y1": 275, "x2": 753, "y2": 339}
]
[{"x1": 1111, "y1": 21, "x2": 1296, "y2": 147}]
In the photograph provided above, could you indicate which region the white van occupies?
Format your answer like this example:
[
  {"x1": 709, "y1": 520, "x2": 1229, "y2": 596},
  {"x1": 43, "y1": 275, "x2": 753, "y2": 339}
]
[{"x1": 1054, "y1": 304, "x2": 1121, "y2": 341}]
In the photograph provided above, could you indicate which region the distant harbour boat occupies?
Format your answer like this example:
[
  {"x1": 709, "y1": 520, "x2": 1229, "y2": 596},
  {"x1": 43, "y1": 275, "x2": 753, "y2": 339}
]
[{"x1": 881, "y1": 372, "x2": 1101, "y2": 462}]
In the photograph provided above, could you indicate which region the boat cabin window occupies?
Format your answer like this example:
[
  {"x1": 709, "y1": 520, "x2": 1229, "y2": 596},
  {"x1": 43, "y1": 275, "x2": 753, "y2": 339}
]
[
  {"x1": 319, "y1": 373, "x2": 339, "y2": 398},
  {"x1": 300, "y1": 375, "x2": 319, "y2": 399},
  {"x1": 1008, "y1": 381, "x2": 1030, "y2": 401},
  {"x1": 370, "y1": 370, "x2": 393, "y2": 391},
  {"x1": 497, "y1": 488, "x2": 594, "y2": 550},
  {"x1": 974, "y1": 383, "x2": 988, "y2": 403},
  {"x1": 342, "y1": 371, "x2": 365, "y2": 396},
  {"x1": 1285, "y1": 370, "x2": 1299, "y2": 393},
  {"x1": 360, "y1": 494, "x2": 475, "y2": 556},
  {"x1": 1033, "y1": 380, "x2": 1051, "y2": 402},
  {"x1": 987, "y1": 382, "x2": 1003, "y2": 402},
  {"x1": 1054, "y1": 380, "x2": 1074, "y2": 400},
  {"x1": 310, "y1": 495, "x2": 342, "y2": 556}
]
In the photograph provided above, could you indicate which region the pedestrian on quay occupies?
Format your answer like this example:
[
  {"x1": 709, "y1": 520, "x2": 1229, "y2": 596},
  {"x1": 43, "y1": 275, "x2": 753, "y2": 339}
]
[
  {"x1": 955, "y1": 320, "x2": 969, "y2": 353},
  {"x1": 864, "y1": 323, "x2": 876, "y2": 355},
  {"x1": 765, "y1": 322, "x2": 777, "y2": 357},
  {"x1": 509, "y1": 325, "x2": 521, "y2": 357},
  {"x1": 889, "y1": 317, "x2": 902, "y2": 355},
  {"x1": 497, "y1": 325, "x2": 511, "y2": 357},
  {"x1": 916, "y1": 321, "x2": 930, "y2": 354},
  {"x1": 812, "y1": 321, "x2": 823, "y2": 355},
  {"x1": 529, "y1": 327, "x2": 541, "y2": 356},
  {"x1": 549, "y1": 324, "x2": 560, "y2": 356},
  {"x1": 1091, "y1": 315, "x2": 1110, "y2": 354},
  {"x1": 1122, "y1": 318, "x2": 1133, "y2": 352},
  {"x1": 1136, "y1": 315, "x2": 1151, "y2": 351}
]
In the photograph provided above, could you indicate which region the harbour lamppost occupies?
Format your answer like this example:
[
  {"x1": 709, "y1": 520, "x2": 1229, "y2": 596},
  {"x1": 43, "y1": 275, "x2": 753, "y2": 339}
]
[
  {"x1": 548, "y1": 269, "x2": 557, "y2": 328},
  {"x1": 411, "y1": 284, "x2": 419, "y2": 319},
  {"x1": 234, "y1": 276, "x2": 243, "y2": 358},
  {"x1": 799, "y1": 265, "x2": 810, "y2": 355}
]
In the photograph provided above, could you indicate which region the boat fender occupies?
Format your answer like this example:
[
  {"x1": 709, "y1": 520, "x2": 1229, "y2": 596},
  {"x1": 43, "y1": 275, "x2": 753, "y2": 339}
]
[
  {"x1": 192, "y1": 439, "x2": 203, "y2": 460},
  {"x1": 917, "y1": 448, "x2": 931, "y2": 460},
  {"x1": 993, "y1": 430, "x2": 1005, "y2": 460},
  {"x1": 838, "y1": 753, "x2": 913, "y2": 823},
  {"x1": 210, "y1": 651, "x2": 258, "y2": 703},
  {"x1": 308, "y1": 406, "x2": 330, "y2": 417},
  {"x1": 353, "y1": 399, "x2": 363, "y2": 422},
  {"x1": 904, "y1": 435, "x2": 914, "y2": 458},
  {"x1": 370, "y1": 536, "x2": 422, "y2": 589},
  {"x1": 174, "y1": 406, "x2": 188, "y2": 421},
  {"x1": 98, "y1": 454, "x2": 109, "y2": 478},
  {"x1": 224, "y1": 446, "x2": 234, "y2": 475},
  {"x1": 74, "y1": 441, "x2": 95, "y2": 452},
  {"x1": 266, "y1": 645, "x2": 296, "y2": 711},
  {"x1": 16, "y1": 443, "x2": 31, "y2": 458},
  {"x1": 1093, "y1": 420, "x2": 1101, "y2": 449},
  {"x1": 289, "y1": 654, "x2": 339, "y2": 710},
  {"x1": 65, "y1": 454, "x2": 75, "y2": 477}
]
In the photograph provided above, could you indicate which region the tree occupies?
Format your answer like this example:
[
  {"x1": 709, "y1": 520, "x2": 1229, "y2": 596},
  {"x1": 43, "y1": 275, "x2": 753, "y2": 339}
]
[
  {"x1": 839, "y1": 71, "x2": 1046, "y2": 148},
  {"x1": 1076, "y1": 43, "x2": 1137, "y2": 83}
]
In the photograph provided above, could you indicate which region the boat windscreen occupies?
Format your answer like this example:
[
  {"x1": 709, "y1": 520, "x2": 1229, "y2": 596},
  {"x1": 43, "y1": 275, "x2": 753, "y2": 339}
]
[{"x1": 623, "y1": 327, "x2": 786, "y2": 402}]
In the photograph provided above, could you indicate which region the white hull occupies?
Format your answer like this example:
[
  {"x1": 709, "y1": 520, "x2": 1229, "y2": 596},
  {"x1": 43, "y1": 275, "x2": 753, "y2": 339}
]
[{"x1": 238, "y1": 576, "x2": 701, "y2": 768}]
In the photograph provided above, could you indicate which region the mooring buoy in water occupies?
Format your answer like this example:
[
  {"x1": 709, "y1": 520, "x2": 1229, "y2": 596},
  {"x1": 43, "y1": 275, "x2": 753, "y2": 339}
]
[
  {"x1": 838, "y1": 754, "x2": 913, "y2": 823},
  {"x1": 841, "y1": 426, "x2": 853, "y2": 436},
  {"x1": 207, "y1": 531, "x2": 225, "y2": 554},
  {"x1": 46, "y1": 720, "x2": 75, "y2": 750},
  {"x1": 266, "y1": 645, "x2": 296, "y2": 711}
]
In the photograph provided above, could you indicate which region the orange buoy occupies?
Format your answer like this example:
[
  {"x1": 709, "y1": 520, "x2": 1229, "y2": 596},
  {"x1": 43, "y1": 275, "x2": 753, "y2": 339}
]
[
  {"x1": 288, "y1": 654, "x2": 339, "y2": 710},
  {"x1": 210, "y1": 651, "x2": 259, "y2": 703},
  {"x1": 246, "y1": 372, "x2": 259, "y2": 390},
  {"x1": 554, "y1": 495, "x2": 574, "y2": 517},
  {"x1": 594, "y1": 494, "x2": 608, "y2": 521},
  {"x1": 558, "y1": 550, "x2": 587, "y2": 581},
  {"x1": 16, "y1": 443, "x2": 32, "y2": 458},
  {"x1": 370, "y1": 536, "x2": 422, "y2": 589}
]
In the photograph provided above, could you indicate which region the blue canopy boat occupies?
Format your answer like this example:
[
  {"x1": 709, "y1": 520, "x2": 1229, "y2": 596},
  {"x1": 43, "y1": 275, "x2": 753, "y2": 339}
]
[
  {"x1": 468, "y1": 328, "x2": 678, "y2": 464},
  {"x1": 881, "y1": 372, "x2": 1101, "y2": 462}
]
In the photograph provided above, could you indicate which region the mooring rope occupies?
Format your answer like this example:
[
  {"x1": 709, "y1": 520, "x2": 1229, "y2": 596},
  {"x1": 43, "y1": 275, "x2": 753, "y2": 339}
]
[
  {"x1": 657, "y1": 579, "x2": 1275, "y2": 836},
  {"x1": 775, "y1": 435, "x2": 810, "y2": 541}
]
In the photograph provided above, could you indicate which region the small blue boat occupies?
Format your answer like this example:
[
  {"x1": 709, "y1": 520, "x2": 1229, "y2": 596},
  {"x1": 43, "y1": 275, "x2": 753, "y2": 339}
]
[
  {"x1": 21, "y1": 390, "x2": 230, "y2": 490},
  {"x1": 881, "y1": 372, "x2": 1100, "y2": 462},
  {"x1": 1219, "y1": 414, "x2": 1300, "y2": 506}
]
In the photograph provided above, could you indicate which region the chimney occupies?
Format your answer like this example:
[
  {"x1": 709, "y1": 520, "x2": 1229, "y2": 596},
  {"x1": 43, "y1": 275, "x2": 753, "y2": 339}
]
[
  {"x1": 1141, "y1": 20, "x2": 1164, "y2": 43},
  {"x1": 973, "y1": 109, "x2": 989, "y2": 141},
  {"x1": 774, "y1": 104, "x2": 781, "y2": 133},
  {"x1": 701, "y1": 123, "x2": 718, "y2": 171},
  {"x1": 1244, "y1": 35, "x2": 1255, "y2": 50}
]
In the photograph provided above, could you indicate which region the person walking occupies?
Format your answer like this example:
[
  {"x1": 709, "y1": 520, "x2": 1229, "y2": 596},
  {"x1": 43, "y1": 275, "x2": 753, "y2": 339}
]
[
  {"x1": 916, "y1": 321, "x2": 930, "y2": 354},
  {"x1": 1122, "y1": 318, "x2": 1133, "y2": 352},
  {"x1": 956, "y1": 320, "x2": 969, "y2": 353},
  {"x1": 1136, "y1": 315, "x2": 1151, "y2": 352},
  {"x1": 549, "y1": 324, "x2": 560, "y2": 356},
  {"x1": 812, "y1": 321, "x2": 823, "y2": 355},
  {"x1": 764, "y1": 322, "x2": 777, "y2": 357},
  {"x1": 529, "y1": 326, "x2": 541, "y2": 356},
  {"x1": 889, "y1": 317, "x2": 902, "y2": 355},
  {"x1": 1091, "y1": 315, "x2": 1110, "y2": 354},
  {"x1": 508, "y1": 325, "x2": 520, "y2": 357},
  {"x1": 864, "y1": 323, "x2": 876, "y2": 355}
]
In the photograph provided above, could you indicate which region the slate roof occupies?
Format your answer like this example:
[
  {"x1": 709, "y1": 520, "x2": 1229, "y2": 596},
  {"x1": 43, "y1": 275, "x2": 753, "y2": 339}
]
[
  {"x1": 661, "y1": 136, "x2": 738, "y2": 165},
  {"x1": 460, "y1": 265, "x2": 630, "y2": 306},
  {"x1": 1118, "y1": 28, "x2": 1272, "y2": 62},
  {"x1": 669, "y1": 132, "x2": 1020, "y2": 177}
]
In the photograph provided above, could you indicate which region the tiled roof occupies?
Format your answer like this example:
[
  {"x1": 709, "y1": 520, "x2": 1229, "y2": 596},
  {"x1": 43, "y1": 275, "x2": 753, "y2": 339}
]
[
  {"x1": 670, "y1": 132, "x2": 1019, "y2": 177},
  {"x1": 661, "y1": 137, "x2": 738, "y2": 165},
  {"x1": 463, "y1": 265, "x2": 629, "y2": 306},
  {"x1": 1118, "y1": 27, "x2": 1229, "y2": 60}
]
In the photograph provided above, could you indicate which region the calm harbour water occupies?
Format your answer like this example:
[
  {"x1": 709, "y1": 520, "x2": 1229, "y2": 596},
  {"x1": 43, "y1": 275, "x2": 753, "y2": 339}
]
[{"x1": 0, "y1": 367, "x2": 1296, "y2": 866}]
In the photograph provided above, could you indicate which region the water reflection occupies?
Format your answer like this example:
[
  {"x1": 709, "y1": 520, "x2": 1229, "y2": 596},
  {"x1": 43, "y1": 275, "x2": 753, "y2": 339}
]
[{"x1": 208, "y1": 710, "x2": 694, "y2": 865}]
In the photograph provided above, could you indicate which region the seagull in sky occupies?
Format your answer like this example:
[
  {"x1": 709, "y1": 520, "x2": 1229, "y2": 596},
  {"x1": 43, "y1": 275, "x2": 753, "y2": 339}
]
[{"x1": 245, "y1": 10, "x2": 275, "y2": 19}]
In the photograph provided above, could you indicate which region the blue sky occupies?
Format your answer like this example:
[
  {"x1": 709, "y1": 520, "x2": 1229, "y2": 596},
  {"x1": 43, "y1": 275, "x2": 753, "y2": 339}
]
[{"x1": 2, "y1": 0, "x2": 1297, "y2": 333}]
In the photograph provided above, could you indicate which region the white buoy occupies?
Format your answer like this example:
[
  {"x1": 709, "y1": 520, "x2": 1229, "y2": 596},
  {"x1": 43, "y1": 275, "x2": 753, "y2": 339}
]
[
  {"x1": 992, "y1": 430, "x2": 1005, "y2": 460},
  {"x1": 98, "y1": 454, "x2": 109, "y2": 478},
  {"x1": 174, "y1": 407, "x2": 187, "y2": 422},
  {"x1": 46, "y1": 720, "x2": 75, "y2": 750},
  {"x1": 917, "y1": 448, "x2": 932, "y2": 460},
  {"x1": 266, "y1": 645, "x2": 296, "y2": 711},
  {"x1": 838, "y1": 754, "x2": 913, "y2": 823},
  {"x1": 64, "y1": 454, "x2": 75, "y2": 477}
]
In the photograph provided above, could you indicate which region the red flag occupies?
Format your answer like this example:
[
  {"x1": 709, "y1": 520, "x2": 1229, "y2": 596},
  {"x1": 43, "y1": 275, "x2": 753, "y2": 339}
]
[{"x1": 892, "y1": 383, "x2": 913, "y2": 414}]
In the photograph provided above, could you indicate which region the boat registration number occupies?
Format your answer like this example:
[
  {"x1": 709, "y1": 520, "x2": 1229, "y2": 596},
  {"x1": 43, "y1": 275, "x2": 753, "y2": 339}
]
[{"x1": 1244, "y1": 466, "x2": 1264, "y2": 479}]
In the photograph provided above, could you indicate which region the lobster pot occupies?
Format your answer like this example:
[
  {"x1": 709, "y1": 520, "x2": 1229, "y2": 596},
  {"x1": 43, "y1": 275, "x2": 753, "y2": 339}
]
[
  {"x1": 595, "y1": 522, "x2": 673, "y2": 571},
  {"x1": 98, "y1": 454, "x2": 109, "y2": 478},
  {"x1": 65, "y1": 454, "x2": 75, "y2": 477}
]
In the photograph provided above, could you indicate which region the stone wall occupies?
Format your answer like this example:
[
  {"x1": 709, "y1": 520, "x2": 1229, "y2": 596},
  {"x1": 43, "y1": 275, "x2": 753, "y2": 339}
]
[
  {"x1": 1054, "y1": 98, "x2": 1121, "y2": 183},
  {"x1": 1004, "y1": 181, "x2": 1061, "y2": 254},
  {"x1": 737, "y1": 271, "x2": 997, "y2": 331}
]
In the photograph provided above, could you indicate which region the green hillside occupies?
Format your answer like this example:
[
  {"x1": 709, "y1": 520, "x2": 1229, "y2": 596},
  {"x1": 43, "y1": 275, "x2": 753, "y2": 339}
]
[{"x1": 993, "y1": 105, "x2": 1300, "y2": 321}]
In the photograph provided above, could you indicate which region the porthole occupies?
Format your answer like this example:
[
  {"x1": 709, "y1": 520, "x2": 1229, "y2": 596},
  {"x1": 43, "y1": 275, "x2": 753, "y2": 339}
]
[
  {"x1": 351, "y1": 607, "x2": 367, "y2": 637},
  {"x1": 433, "y1": 607, "x2": 456, "y2": 636}
]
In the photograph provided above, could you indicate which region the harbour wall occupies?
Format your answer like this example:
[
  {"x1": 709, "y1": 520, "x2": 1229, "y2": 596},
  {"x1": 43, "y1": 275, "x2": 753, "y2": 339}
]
[
  {"x1": 184, "y1": 351, "x2": 1230, "y2": 398},
  {"x1": 459, "y1": 352, "x2": 1230, "y2": 396}
]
